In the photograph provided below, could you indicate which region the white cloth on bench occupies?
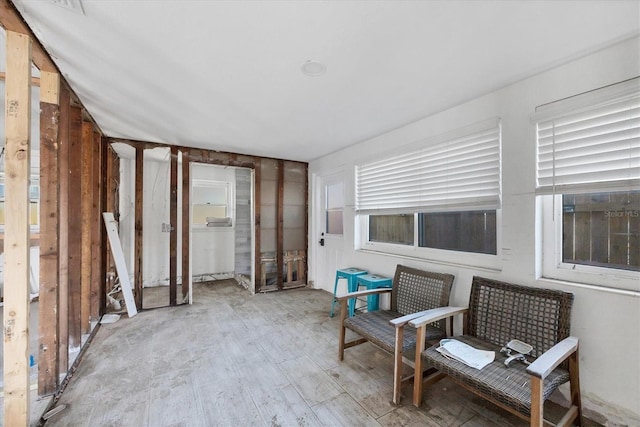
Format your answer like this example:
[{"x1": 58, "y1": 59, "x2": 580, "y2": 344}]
[{"x1": 436, "y1": 338, "x2": 495, "y2": 370}]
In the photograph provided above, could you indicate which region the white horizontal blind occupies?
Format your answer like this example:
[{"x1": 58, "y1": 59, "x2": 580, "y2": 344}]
[
  {"x1": 356, "y1": 121, "x2": 501, "y2": 214},
  {"x1": 536, "y1": 80, "x2": 640, "y2": 195}
]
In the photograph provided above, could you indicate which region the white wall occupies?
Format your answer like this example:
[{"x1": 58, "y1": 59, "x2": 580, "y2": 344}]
[
  {"x1": 191, "y1": 163, "x2": 236, "y2": 279},
  {"x1": 308, "y1": 37, "x2": 640, "y2": 424}
]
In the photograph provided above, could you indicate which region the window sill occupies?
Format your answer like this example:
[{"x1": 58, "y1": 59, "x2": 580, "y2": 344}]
[{"x1": 356, "y1": 247, "x2": 503, "y2": 273}]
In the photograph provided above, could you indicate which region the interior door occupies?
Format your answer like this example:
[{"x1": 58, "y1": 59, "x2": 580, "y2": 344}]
[{"x1": 314, "y1": 172, "x2": 345, "y2": 293}]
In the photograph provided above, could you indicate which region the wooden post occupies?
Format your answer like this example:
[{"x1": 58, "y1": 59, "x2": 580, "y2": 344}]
[
  {"x1": 181, "y1": 150, "x2": 190, "y2": 299},
  {"x1": 90, "y1": 130, "x2": 102, "y2": 319},
  {"x1": 3, "y1": 30, "x2": 32, "y2": 427},
  {"x1": 38, "y1": 70, "x2": 60, "y2": 395},
  {"x1": 67, "y1": 105, "x2": 83, "y2": 349},
  {"x1": 254, "y1": 161, "x2": 261, "y2": 292},
  {"x1": 169, "y1": 146, "x2": 178, "y2": 305},
  {"x1": 57, "y1": 84, "x2": 70, "y2": 375},
  {"x1": 80, "y1": 121, "x2": 93, "y2": 334},
  {"x1": 134, "y1": 146, "x2": 143, "y2": 309}
]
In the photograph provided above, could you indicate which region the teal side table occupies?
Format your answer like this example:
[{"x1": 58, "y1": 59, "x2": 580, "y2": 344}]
[{"x1": 329, "y1": 267, "x2": 368, "y2": 317}]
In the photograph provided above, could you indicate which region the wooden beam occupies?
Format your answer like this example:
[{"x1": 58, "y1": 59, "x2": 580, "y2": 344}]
[
  {"x1": 0, "y1": 0, "x2": 56, "y2": 72},
  {"x1": 38, "y1": 71, "x2": 60, "y2": 395},
  {"x1": 67, "y1": 105, "x2": 83, "y2": 349},
  {"x1": 99, "y1": 136, "x2": 110, "y2": 314},
  {"x1": 3, "y1": 29, "x2": 32, "y2": 427},
  {"x1": 57, "y1": 83, "x2": 70, "y2": 375},
  {"x1": 90, "y1": 130, "x2": 102, "y2": 319},
  {"x1": 169, "y1": 146, "x2": 178, "y2": 305},
  {"x1": 134, "y1": 146, "x2": 144, "y2": 309},
  {"x1": 80, "y1": 121, "x2": 93, "y2": 335},
  {"x1": 181, "y1": 150, "x2": 190, "y2": 299},
  {"x1": 0, "y1": 71, "x2": 41, "y2": 87},
  {"x1": 277, "y1": 160, "x2": 284, "y2": 290}
]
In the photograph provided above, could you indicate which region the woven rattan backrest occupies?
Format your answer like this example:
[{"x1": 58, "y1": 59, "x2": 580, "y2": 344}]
[
  {"x1": 466, "y1": 276, "x2": 574, "y2": 358},
  {"x1": 391, "y1": 265, "x2": 454, "y2": 330}
]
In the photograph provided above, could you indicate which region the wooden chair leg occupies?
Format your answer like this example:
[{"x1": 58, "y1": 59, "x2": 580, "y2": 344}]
[
  {"x1": 530, "y1": 376, "x2": 544, "y2": 427},
  {"x1": 338, "y1": 300, "x2": 347, "y2": 361},
  {"x1": 412, "y1": 324, "x2": 426, "y2": 407},
  {"x1": 392, "y1": 326, "x2": 404, "y2": 405},
  {"x1": 569, "y1": 349, "x2": 583, "y2": 426}
]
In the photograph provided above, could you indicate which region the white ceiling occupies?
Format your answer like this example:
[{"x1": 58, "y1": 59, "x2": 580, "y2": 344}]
[{"x1": 11, "y1": 0, "x2": 640, "y2": 162}]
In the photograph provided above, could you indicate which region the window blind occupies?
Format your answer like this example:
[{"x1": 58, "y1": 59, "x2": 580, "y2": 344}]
[
  {"x1": 536, "y1": 79, "x2": 640, "y2": 195},
  {"x1": 355, "y1": 120, "x2": 501, "y2": 214}
]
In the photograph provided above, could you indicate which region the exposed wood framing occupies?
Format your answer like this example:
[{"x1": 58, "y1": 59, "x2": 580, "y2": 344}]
[
  {"x1": 169, "y1": 146, "x2": 178, "y2": 305},
  {"x1": 90, "y1": 130, "x2": 102, "y2": 319},
  {"x1": 277, "y1": 160, "x2": 284, "y2": 290},
  {"x1": 80, "y1": 121, "x2": 93, "y2": 335},
  {"x1": 104, "y1": 144, "x2": 119, "y2": 305},
  {"x1": 99, "y1": 136, "x2": 109, "y2": 316},
  {"x1": 3, "y1": 29, "x2": 32, "y2": 427},
  {"x1": 38, "y1": 70, "x2": 60, "y2": 394},
  {"x1": 67, "y1": 105, "x2": 83, "y2": 348},
  {"x1": 57, "y1": 83, "x2": 71, "y2": 375},
  {"x1": 181, "y1": 150, "x2": 190, "y2": 299},
  {"x1": 0, "y1": 71, "x2": 40, "y2": 86},
  {"x1": 134, "y1": 146, "x2": 144, "y2": 309},
  {"x1": 0, "y1": 0, "x2": 55, "y2": 72}
]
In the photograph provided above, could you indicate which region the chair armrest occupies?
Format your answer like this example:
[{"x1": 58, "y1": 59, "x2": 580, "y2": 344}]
[
  {"x1": 335, "y1": 287, "x2": 392, "y2": 301},
  {"x1": 389, "y1": 309, "x2": 449, "y2": 329},
  {"x1": 526, "y1": 336, "x2": 579, "y2": 380},
  {"x1": 408, "y1": 306, "x2": 468, "y2": 329}
]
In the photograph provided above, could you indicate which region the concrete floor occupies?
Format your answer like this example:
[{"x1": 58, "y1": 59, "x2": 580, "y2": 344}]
[{"x1": 36, "y1": 280, "x2": 600, "y2": 427}]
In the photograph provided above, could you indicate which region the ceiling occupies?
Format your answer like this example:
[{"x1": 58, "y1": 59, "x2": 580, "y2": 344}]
[{"x1": 10, "y1": 0, "x2": 640, "y2": 162}]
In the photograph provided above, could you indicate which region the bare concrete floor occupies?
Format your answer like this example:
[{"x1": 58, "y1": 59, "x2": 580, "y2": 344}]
[{"x1": 41, "y1": 280, "x2": 600, "y2": 427}]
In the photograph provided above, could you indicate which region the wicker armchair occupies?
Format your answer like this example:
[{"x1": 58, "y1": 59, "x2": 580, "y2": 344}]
[
  {"x1": 336, "y1": 265, "x2": 454, "y2": 405},
  {"x1": 409, "y1": 276, "x2": 582, "y2": 427}
]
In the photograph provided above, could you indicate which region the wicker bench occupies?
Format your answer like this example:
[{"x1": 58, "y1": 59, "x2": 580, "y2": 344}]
[
  {"x1": 409, "y1": 276, "x2": 582, "y2": 427},
  {"x1": 336, "y1": 265, "x2": 454, "y2": 405}
]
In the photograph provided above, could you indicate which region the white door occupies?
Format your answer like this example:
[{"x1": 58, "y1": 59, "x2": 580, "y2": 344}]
[{"x1": 313, "y1": 172, "x2": 345, "y2": 293}]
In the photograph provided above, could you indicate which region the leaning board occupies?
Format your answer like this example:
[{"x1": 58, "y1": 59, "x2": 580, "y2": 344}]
[{"x1": 102, "y1": 212, "x2": 138, "y2": 317}]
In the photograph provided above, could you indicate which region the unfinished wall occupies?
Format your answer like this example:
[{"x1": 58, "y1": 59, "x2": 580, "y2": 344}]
[{"x1": 308, "y1": 36, "x2": 640, "y2": 424}]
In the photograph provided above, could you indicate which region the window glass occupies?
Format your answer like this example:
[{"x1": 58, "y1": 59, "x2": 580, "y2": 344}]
[
  {"x1": 418, "y1": 210, "x2": 496, "y2": 255},
  {"x1": 562, "y1": 191, "x2": 639, "y2": 271},
  {"x1": 369, "y1": 214, "x2": 413, "y2": 245},
  {"x1": 326, "y1": 182, "x2": 343, "y2": 235}
]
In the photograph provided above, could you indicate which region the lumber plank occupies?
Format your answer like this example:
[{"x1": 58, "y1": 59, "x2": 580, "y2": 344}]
[
  {"x1": 181, "y1": 150, "x2": 190, "y2": 300},
  {"x1": 80, "y1": 121, "x2": 93, "y2": 334},
  {"x1": 134, "y1": 146, "x2": 143, "y2": 309},
  {"x1": 90, "y1": 130, "x2": 102, "y2": 319},
  {"x1": 3, "y1": 30, "x2": 32, "y2": 427},
  {"x1": 38, "y1": 74, "x2": 60, "y2": 394},
  {"x1": 254, "y1": 161, "x2": 261, "y2": 292},
  {"x1": 67, "y1": 105, "x2": 83, "y2": 349},
  {"x1": 57, "y1": 84, "x2": 70, "y2": 374}
]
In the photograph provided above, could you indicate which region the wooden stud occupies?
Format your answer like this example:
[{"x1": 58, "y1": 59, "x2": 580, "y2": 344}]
[
  {"x1": 90, "y1": 130, "x2": 102, "y2": 319},
  {"x1": 3, "y1": 30, "x2": 32, "y2": 427},
  {"x1": 99, "y1": 136, "x2": 109, "y2": 315},
  {"x1": 169, "y1": 146, "x2": 178, "y2": 305},
  {"x1": 254, "y1": 160, "x2": 261, "y2": 292},
  {"x1": 181, "y1": 150, "x2": 190, "y2": 299},
  {"x1": 276, "y1": 160, "x2": 284, "y2": 289},
  {"x1": 38, "y1": 71, "x2": 60, "y2": 395},
  {"x1": 134, "y1": 146, "x2": 144, "y2": 309},
  {"x1": 67, "y1": 105, "x2": 83, "y2": 349},
  {"x1": 57, "y1": 84, "x2": 70, "y2": 375},
  {"x1": 80, "y1": 121, "x2": 93, "y2": 335}
]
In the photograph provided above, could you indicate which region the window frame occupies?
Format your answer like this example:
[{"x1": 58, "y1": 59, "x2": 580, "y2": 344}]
[
  {"x1": 539, "y1": 194, "x2": 639, "y2": 291},
  {"x1": 358, "y1": 210, "x2": 502, "y2": 270},
  {"x1": 191, "y1": 179, "x2": 233, "y2": 229}
]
